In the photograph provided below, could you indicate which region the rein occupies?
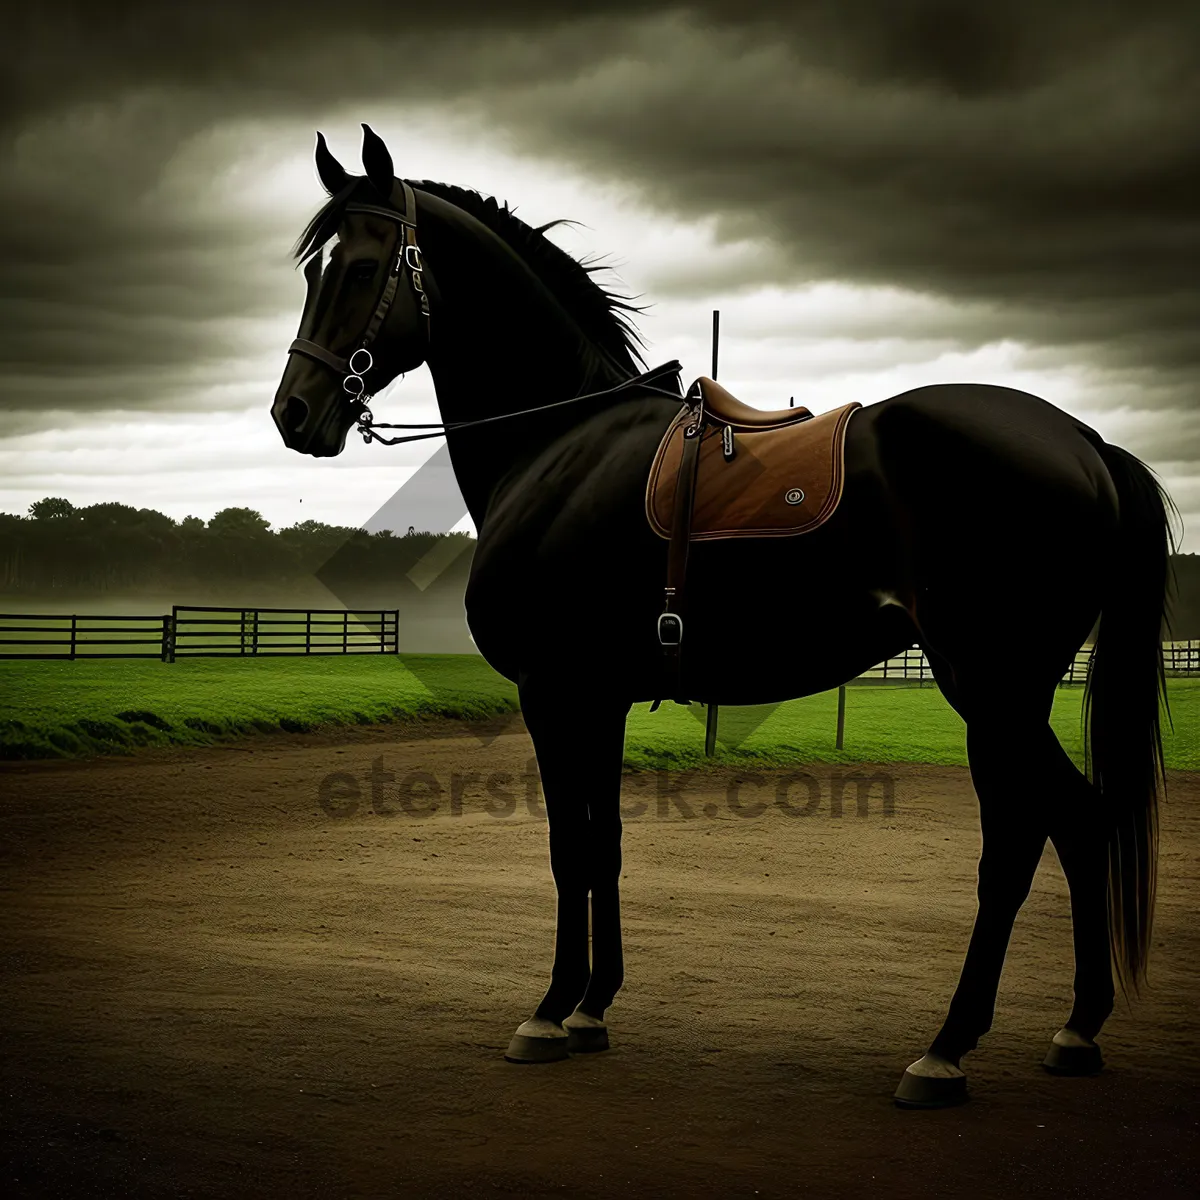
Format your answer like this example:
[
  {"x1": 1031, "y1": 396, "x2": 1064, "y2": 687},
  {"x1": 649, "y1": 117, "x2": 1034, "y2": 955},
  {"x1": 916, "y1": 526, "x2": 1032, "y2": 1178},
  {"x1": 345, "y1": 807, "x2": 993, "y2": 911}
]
[{"x1": 355, "y1": 361, "x2": 688, "y2": 446}]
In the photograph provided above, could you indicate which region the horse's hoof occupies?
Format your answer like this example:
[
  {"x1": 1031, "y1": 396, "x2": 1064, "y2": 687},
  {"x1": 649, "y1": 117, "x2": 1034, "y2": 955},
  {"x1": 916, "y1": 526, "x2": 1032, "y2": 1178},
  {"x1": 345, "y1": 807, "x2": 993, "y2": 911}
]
[
  {"x1": 894, "y1": 1053, "x2": 968, "y2": 1108},
  {"x1": 1043, "y1": 1028, "x2": 1104, "y2": 1076},
  {"x1": 564, "y1": 1009, "x2": 610, "y2": 1053},
  {"x1": 504, "y1": 1017, "x2": 570, "y2": 1064}
]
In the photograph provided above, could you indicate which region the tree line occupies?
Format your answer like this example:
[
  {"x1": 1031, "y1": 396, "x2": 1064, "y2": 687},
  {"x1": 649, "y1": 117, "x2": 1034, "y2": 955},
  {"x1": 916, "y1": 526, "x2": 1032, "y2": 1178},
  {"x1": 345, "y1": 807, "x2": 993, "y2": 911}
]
[{"x1": 0, "y1": 498, "x2": 474, "y2": 597}]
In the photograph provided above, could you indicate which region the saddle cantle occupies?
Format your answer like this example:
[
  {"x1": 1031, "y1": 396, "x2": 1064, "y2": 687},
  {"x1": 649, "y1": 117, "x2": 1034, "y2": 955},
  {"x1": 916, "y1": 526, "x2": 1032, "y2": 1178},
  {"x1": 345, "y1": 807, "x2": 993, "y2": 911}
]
[
  {"x1": 646, "y1": 378, "x2": 861, "y2": 540},
  {"x1": 690, "y1": 377, "x2": 814, "y2": 429}
]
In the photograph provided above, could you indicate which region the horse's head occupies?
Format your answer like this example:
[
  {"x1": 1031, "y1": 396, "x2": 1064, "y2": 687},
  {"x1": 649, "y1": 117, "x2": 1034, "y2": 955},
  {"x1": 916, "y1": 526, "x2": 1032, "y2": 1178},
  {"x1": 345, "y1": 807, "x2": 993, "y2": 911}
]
[{"x1": 272, "y1": 125, "x2": 432, "y2": 457}]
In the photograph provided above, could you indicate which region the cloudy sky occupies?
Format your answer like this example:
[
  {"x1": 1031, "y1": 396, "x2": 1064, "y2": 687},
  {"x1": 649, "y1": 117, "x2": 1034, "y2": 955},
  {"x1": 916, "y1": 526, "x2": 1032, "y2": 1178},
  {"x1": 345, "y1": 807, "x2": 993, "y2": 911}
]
[{"x1": 2, "y1": 1, "x2": 1197, "y2": 546}]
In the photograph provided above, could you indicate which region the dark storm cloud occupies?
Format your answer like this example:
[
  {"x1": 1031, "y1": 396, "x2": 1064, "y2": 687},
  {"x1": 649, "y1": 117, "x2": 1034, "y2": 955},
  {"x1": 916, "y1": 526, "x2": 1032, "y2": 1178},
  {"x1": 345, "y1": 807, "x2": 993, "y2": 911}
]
[{"x1": 1, "y1": 1, "x2": 1197, "y2": 428}]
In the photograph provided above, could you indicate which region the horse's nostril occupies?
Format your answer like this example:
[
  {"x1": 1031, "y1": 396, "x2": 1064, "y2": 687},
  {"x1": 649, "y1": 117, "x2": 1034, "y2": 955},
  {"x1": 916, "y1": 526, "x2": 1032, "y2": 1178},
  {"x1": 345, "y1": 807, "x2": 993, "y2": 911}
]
[{"x1": 282, "y1": 395, "x2": 309, "y2": 434}]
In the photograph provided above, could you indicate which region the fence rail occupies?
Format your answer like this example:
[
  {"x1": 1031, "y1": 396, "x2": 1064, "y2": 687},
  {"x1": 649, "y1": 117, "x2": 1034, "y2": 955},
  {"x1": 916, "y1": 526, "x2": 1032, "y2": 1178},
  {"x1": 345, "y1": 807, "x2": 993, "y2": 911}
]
[
  {"x1": 0, "y1": 612, "x2": 172, "y2": 660},
  {"x1": 1164, "y1": 640, "x2": 1200, "y2": 677},
  {"x1": 169, "y1": 606, "x2": 398, "y2": 659},
  {"x1": 853, "y1": 641, "x2": 1200, "y2": 685},
  {"x1": 854, "y1": 647, "x2": 936, "y2": 683},
  {"x1": 0, "y1": 608, "x2": 399, "y2": 660}
]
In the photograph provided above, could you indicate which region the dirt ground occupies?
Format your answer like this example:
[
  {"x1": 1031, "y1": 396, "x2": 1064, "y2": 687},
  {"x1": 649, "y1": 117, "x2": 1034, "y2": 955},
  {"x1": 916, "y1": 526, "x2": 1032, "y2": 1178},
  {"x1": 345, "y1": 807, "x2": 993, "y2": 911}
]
[{"x1": 2, "y1": 721, "x2": 1198, "y2": 1199}]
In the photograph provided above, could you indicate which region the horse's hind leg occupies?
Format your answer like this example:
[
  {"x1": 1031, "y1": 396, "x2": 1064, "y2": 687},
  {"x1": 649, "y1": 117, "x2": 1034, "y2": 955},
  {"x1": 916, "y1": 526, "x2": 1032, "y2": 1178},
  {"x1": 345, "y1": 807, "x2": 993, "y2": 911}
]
[
  {"x1": 896, "y1": 690, "x2": 1053, "y2": 1108},
  {"x1": 1044, "y1": 739, "x2": 1114, "y2": 1074}
]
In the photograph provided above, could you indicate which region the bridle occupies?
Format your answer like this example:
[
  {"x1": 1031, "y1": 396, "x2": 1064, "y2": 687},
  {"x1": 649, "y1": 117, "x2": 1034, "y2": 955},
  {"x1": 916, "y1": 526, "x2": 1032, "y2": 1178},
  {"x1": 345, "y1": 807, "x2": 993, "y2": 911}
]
[
  {"x1": 286, "y1": 179, "x2": 689, "y2": 446},
  {"x1": 287, "y1": 180, "x2": 430, "y2": 438}
]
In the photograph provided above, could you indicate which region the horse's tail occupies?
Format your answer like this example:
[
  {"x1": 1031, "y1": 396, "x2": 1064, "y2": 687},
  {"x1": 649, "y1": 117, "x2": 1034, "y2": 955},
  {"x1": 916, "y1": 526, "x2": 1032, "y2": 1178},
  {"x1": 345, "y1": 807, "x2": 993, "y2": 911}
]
[{"x1": 1084, "y1": 441, "x2": 1178, "y2": 997}]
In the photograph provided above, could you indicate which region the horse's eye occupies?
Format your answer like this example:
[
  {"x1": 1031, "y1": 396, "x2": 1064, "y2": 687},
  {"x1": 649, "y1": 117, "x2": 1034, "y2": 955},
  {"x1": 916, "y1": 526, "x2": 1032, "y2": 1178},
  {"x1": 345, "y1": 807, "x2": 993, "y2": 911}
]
[{"x1": 347, "y1": 260, "x2": 377, "y2": 283}]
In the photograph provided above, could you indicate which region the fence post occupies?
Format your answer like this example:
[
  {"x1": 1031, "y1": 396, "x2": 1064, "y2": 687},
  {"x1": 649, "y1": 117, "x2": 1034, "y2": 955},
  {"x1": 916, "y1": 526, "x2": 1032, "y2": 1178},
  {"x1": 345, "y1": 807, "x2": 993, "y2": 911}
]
[
  {"x1": 252, "y1": 610, "x2": 259, "y2": 656},
  {"x1": 836, "y1": 684, "x2": 846, "y2": 749},
  {"x1": 169, "y1": 605, "x2": 179, "y2": 662},
  {"x1": 704, "y1": 702, "x2": 719, "y2": 757},
  {"x1": 305, "y1": 610, "x2": 311, "y2": 655},
  {"x1": 343, "y1": 610, "x2": 349, "y2": 655},
  {"x1": 70, "y1": 614, "x2": 77, "y2": 660}
]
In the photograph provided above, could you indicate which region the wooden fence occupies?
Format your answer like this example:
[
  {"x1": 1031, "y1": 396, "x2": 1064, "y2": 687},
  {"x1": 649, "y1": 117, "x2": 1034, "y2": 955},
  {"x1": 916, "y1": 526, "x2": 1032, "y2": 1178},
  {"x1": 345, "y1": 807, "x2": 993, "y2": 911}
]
[
  {"x1": 0, "y1": 613, "x2": 173, "y2": 660},
  {"x1": 853, "y1": 647, "x2": 936, "y2": 683},
  {"x1": 1162, "y1": 640, "x2": 1200, "y2": 677},
  {"x1": 0, "y1": 608, "x2": 399, "y2": 660},
  {"x1": 169, "y1": 606, "x2": 398, "y2": 659},
  {"x1": 853, "y1": 642, "x2": 1200, "y2": 685}
]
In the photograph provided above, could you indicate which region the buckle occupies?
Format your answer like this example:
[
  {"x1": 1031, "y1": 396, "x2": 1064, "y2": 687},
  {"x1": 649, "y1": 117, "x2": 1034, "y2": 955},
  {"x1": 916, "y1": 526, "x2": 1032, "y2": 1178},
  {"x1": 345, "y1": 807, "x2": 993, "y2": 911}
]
[
  {"x1": 404, "y1": 243, "x2": 424, "y2": 271},
  {"x1": 657, "y1": 612, "x2": 683, "y2": 646}
]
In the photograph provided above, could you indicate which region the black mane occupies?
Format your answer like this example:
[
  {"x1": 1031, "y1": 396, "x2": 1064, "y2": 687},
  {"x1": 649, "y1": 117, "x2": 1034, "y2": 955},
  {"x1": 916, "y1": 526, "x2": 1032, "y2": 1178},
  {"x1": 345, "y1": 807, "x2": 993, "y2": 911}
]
[{"x1": 292, "y1": 178, "x2": 647, "y2": 374}]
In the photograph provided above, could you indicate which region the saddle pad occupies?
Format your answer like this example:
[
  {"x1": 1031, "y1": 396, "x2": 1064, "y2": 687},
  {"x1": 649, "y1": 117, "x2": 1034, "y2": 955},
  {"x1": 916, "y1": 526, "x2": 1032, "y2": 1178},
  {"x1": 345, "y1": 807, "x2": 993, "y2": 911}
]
[{"x1": 646, "y1": 401, "x2": 861, "y2": 540}]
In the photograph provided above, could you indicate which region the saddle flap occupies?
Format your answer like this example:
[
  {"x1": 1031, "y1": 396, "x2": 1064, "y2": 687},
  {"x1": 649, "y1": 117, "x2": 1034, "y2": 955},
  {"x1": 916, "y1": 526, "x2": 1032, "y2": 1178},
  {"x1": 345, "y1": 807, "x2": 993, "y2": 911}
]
[{"x1": 646, "y1": 401, "x2": 861, "y2": 540}]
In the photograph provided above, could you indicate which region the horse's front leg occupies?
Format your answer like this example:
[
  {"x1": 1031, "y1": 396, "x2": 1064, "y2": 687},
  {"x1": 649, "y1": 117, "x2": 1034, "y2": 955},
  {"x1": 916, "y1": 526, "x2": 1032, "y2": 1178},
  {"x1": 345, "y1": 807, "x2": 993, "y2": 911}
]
[{"x1": 504, "y1": 678, "x2": 629, "y2": 1063}]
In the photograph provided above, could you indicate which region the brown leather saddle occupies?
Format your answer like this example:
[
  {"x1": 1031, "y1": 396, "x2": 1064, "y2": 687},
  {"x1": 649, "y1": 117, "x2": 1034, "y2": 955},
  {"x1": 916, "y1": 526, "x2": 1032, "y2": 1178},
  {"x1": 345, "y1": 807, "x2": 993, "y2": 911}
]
[{"x1": 645, "y1": 376, "x2": 861, "y2": 699}]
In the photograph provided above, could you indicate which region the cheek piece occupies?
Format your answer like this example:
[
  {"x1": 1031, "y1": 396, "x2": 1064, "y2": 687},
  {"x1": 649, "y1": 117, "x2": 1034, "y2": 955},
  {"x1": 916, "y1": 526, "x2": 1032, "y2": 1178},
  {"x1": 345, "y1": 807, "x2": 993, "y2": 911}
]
[{"x1": 287, "y1": 180, "x2": 430, "y2": 435}]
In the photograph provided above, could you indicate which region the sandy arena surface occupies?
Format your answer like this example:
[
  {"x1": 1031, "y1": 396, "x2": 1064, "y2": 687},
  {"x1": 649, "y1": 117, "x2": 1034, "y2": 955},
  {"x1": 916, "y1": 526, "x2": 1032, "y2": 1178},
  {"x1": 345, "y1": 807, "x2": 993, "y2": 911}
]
[{"x1": 2, "y1": 721, "x2": 1198, "y2": 1198}]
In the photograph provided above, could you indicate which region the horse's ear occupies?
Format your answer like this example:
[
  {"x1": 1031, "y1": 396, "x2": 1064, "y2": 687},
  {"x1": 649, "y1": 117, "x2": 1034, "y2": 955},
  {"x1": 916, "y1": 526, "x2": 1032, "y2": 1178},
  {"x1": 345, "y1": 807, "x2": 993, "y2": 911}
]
[
  {"x1": 360, "y1": 123, "x2": 395, "y2": 201},
  {"x1": 314, "y1": 132, "x2": 349, "y2": 195}
]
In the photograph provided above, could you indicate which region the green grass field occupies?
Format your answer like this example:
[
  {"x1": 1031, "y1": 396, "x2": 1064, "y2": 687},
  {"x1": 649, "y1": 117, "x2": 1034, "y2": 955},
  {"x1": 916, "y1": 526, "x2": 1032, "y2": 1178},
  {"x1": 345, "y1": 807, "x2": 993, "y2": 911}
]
[
  {"x1": 1, "y1": 656, "x2": 1197, "y2": 771},
  {"x1": 0, "y1": 656, "x2": 517, "y2": 760},
  {"x1": 623, "y1": 681, "x2": 1200, "y2": 772}
]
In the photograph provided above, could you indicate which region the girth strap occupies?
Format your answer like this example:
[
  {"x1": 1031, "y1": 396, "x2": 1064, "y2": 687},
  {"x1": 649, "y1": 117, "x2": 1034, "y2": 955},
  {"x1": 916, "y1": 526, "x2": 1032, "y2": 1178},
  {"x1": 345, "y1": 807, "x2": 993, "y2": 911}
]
[{"x1": 656, "y1": 384, "x2": 705, "y2": 701}]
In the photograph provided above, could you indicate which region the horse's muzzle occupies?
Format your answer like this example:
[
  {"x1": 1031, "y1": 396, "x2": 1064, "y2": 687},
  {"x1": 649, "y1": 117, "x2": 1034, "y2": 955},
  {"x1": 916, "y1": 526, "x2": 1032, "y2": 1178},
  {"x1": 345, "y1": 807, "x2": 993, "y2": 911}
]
[
  {"x1": 272, "y1": 392, "x2": 345, "y2": 457},
  {"x1": 275, "y1": 394, "x2": 310, "y2": 441}
]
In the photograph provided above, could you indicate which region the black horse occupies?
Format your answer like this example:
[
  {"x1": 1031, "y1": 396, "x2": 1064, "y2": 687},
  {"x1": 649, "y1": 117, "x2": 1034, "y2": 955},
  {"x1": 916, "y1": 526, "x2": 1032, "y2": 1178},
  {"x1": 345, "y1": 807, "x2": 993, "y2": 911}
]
[{"x1": 271, "y1": 126, "x2": 1175, "y2": 1107}]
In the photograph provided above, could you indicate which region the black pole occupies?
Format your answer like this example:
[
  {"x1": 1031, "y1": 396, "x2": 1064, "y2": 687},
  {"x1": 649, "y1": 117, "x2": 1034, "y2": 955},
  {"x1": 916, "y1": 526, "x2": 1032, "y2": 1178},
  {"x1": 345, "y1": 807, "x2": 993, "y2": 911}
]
[
  {"x1": 705, "y1": 308, "x2": 720, "y2": 757},
  {"x1": 704, "y1": 702, "x2": 719, "y2": 757}
]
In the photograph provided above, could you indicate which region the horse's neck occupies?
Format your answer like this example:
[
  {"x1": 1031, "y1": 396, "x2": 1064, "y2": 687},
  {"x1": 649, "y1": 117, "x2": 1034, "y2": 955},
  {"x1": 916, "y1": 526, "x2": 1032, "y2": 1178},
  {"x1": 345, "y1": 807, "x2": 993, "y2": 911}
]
[
  {"x1": 430, "y1": 356, "x2": 612, "y2": 529},
  {"x1": 424, "y1": 242, "x2": 629, "y2": 526}
]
